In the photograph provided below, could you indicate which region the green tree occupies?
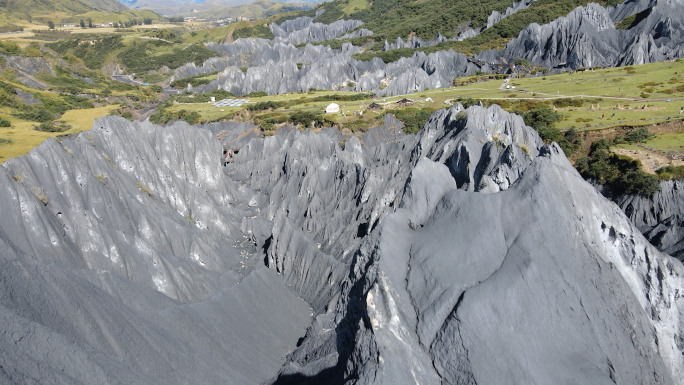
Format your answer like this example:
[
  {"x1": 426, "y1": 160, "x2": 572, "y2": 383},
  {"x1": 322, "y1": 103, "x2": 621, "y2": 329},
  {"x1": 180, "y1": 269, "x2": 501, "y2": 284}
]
[
  {"x1": 47, "y1": 21, "x2": 55, "y2": 30},
  {"x1": 87, "y1": 18, "x2": 93, "y2": 28},
  {"x1": 80, "y1": 19, "x2": 85, "y2": 28}
]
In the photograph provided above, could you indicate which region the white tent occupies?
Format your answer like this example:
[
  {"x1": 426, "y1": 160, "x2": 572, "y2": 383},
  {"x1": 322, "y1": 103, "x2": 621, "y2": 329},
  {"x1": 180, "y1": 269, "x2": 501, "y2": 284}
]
[{"x1": 325, "y1": 103, "x2": 340, "y2": 113}]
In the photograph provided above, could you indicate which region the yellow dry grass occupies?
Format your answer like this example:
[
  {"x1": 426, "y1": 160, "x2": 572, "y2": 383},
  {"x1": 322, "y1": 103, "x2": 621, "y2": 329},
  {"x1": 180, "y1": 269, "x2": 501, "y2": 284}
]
[{"x1": 0, "y1": 106, "x2": 116, "y2": 163}]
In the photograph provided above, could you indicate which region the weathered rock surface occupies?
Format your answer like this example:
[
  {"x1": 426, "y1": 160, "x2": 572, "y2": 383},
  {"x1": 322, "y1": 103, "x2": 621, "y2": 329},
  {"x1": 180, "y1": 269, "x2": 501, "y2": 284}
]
[
  {"x1": 270, "y1": 16, "x2": 364, "y2": 45},
  {"x1": 617, "y1": 180, "x2": 684, "y2": 261},
  {"x1": 201, "y1": 40, "x2": 479, "y2": 96},
  {"x1": 0, "y1": 117, "x2": 312, "y2": 384},
  {"x1": 483, "y1": 0, "x2": 684, "y2": 68},
  {"x1": 263, "y1": 106, "x2": 684, "y2": 385},
  {"x1": 179, "y1": 0, "x2": 684, "y2": 97},
  {"x1": 2, "y1": 103, "x2": 683, "y2": 384}
]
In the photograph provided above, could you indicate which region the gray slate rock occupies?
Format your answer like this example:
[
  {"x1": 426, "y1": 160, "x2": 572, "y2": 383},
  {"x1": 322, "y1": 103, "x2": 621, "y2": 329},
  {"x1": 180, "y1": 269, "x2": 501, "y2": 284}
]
[
  {"x1": 0, "y1": 116, "x2": 313, "y2": 384},
  {"x1": 489, "y1": 0, "x2": 684, "y2": 68},
  {"x1": 1, "y1": 106, "x2": 684, "y2": 384},
  {"x1": 271, "y1": 18, "x2": 364, "y2": 45},
  {"x1": 267, "y1": 106, "x2": 684, "y2": 385},
  {"x1": 14, "y1": 88, "x2": 43, "y2": 106},
  {"x1": 617, "y1": 180, "x2": 684, "y2": 261}
]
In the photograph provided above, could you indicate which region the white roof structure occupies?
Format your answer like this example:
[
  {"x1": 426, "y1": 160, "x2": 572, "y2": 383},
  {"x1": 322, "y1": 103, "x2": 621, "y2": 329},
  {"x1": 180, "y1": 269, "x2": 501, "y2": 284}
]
[
  {"x1": 325, "y1": 103, "x2": 340, "y2": 113},
  {"x1": 212, "y1": 99, "x2": 249, "y2": 107}
]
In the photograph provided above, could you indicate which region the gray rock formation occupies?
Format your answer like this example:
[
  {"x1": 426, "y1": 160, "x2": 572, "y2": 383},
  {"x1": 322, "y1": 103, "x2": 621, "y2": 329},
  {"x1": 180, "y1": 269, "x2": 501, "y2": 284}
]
[
  {"x1": 381, "y1": 34, "x2": 449, "y2": 51},
  {"x1": 261, "y1": 106, "x2": 684, "y2": 384},
  {"x1": 484, "y1": 0, "x2": 684, "y2": 68},
  {"x1": 270, "y1": 16, "x2": 364, "y2": 45},
  {"x1": 1, "y1": 55, "x2": 54, "y2": 90},
  {"x1": 337, "y1": 28, "x2": 374, "y2": 40},
  {"x1": 14, "y1": 88, "x2": 43, "y2": 106},
  {"x1": 178, "y1": 0, "x2": 684, "y2": 97},
  {"x1": 487, "y1": 0, "x2": 536, "y2": 27},
  {"x1": 617, "y1": 180, "x2": 684, "y2": 261},
  {"x1": 0, "y1": 117, "x2": 312, "y2": 384},
  {"x1": 1, "y1": 105, "x2": 683, "y2": 384},
  {"x1": 201, "y1": 40, "x2": 480, "y2": 96}
]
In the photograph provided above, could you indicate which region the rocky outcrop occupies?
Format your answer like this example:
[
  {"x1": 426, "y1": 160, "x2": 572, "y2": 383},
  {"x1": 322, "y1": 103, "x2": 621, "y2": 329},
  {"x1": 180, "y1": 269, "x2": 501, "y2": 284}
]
[
  {"x1": 487, "y1": 0, "x2": 536, "y2": 27},
  {"x1": 381, "y1": 34, "x2": 449, "y2": 51},
  {"x1": 270, "y1": 17, "x2": 364, "y2": 45},
  {"x1": 203, "y1": 41, "x2": 479, "y2": 96},
  {"x1": 486, "y1": 0, "x2": 684, "y2": 68},
  {"x1": 264, "y1": 106, "x2": 684, "y2": 385},
  {"x1": 617, "y1": 180, "x2": 684, "y2": 261},
  {"x1": 337, "y1": 28, "x2": 374, "y2": 40},
  {"x1": 0, "y1": 117, "x2": 312, "y2": 384},
  {"x1": 14, "y1": 88, "x2": 43, "y2": 106},
  {"x1": 380, "y1": 0, "x2": 536, "y2": 51},
  {"x1": 1, "y1": 106, "x2": 683, "y2": 384}
]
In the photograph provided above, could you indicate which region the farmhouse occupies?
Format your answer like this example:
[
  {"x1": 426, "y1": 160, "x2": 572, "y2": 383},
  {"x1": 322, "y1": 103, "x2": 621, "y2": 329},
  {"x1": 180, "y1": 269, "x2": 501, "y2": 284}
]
[
  {"x1": 397, "y1": 98, "x2": 413, "y2": 107},
  {"x1": 367, "y1": 102, "x2": 383, "y2": 111}
]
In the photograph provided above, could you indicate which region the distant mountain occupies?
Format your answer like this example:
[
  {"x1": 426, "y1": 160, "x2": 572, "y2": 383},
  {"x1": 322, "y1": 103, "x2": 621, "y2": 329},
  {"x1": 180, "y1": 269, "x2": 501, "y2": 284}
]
[
  {"x1": 120, "y1": 0, "x2": 318, "y2": 16},
  {"x1": 177, "y1": 0, "x2": 313, "y2": 20},
  {"x1": 0, "y1": 0, "x2": 128, "y2": 15}
]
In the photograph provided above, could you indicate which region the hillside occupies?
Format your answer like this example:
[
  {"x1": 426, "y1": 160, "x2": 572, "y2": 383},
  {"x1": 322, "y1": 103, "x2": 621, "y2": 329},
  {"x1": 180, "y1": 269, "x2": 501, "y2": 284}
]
[
  {"x1": 3, "y1": 0, "x2": 684, "y2": 383},
  {"x1": 0, "y1": 0, "x2": 128, "y2": 18},
  {"x1": 121, "y1": 0, "x2": 311, "y2": 16},
  {"x1": 286, "y1": 0, "x2": 624, "y2": 42},
  {"x1": 177, "y1": 0, "x2": 313, "y2": 20}
]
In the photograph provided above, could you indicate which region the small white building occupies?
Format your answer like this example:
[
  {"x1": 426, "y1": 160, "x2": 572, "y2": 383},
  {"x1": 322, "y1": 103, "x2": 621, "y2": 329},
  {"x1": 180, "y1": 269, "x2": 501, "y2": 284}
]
[{"x1": 325, "y1": 103, "x2": 340, "y2": 113}]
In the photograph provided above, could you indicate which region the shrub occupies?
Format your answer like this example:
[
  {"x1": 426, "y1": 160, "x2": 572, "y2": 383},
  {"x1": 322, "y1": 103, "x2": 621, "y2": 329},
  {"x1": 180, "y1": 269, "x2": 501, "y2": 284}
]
[
  {"x1": 623, "y1": 127, "x2": 653, "y2": 143},
  {"x1": 232, "y1": 25, "x2": 275, "y2": 40},
  {"x1": 34, "y1": 121, "x2": 67, "y2": 132},
  {"x1": 247, "y1": 91, "x2": 268, "y2": 97},
  {"x1": 13, "y1": 106, "x2": 54, "y2": 122},
  {"x1": 391, "y1": 107, "x2": 434, "y2": 134},
  {"x1": 656, "y1": 165, "x2": 684, "y2": 181},
  {"x1": 0, "y1": 117, "x2": 10, "y2": 127},
  {"x1": 575, "y1": 140, "x2": 660, "y2": 197}
]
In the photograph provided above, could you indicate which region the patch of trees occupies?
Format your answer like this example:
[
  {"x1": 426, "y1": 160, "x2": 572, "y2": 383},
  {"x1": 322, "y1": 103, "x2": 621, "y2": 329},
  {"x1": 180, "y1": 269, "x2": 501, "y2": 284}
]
[
  {"x1": 246, "y1": 100, "x2": 288, "y2": 111},
  {"x1": 118, "y1": 42, "x2": 218, "y2": 73},
  {"x1": 0, "y1": 25, "x2": 24, "y2": 34},
  {"x1": 656, "y1": 165, "x2": 684, "y2": 181},
  {"x1": 0, "y1": 41, "x2": 22, "y2": 56},
  {"x1": 232, "y1": 25, "x2": 275, "y2": 40},
  {"x1": 48, "y1": 36, "x2": 125, "y2": 70},
  {"x1": 575, "y1": 139, "x2": 660, "y2": 197}
]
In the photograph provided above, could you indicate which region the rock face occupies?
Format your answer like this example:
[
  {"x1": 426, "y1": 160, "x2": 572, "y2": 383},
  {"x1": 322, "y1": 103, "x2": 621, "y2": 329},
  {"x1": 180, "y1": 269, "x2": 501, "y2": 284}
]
[
  {"x1": 486, "y1": 0, "x2": 684, "y2": 68},
  {"x1": 270, "y1": 16, "x2": 364, "y2": 45},
  {"x1": 0, "y1": 118, "x2": 312, "y2": 384},
  {"x1": 259, "y1": 106, "x2": 684, "y2": 385},
  {"x1": 617, "y1": 180, "x2": 684, "y2": 261},
  {"x1": 2, "y1": 106, "x2": 682, "y2": 384},
  {"x1": 200, "y1": 40, "x2": 480, "y2": 96},
  {"x1": 178, "y1": 0, "x2": 684, "y2": 97}
]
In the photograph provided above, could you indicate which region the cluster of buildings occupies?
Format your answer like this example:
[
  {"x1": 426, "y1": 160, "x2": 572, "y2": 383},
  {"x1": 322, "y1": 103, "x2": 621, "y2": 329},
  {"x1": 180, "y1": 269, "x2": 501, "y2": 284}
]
[{"x1": 325, "y1": 99, "x2": 415, "y2": 114}]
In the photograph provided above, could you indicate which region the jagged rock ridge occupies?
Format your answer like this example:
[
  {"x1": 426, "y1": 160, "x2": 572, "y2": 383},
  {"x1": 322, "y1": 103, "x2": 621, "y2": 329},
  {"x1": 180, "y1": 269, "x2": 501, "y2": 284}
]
[
  {"x1": 180, "y1": 0, "x2": 684, "y2": 96},
  {"x1": 1, "y1": 106, "x2": 682, "y2": 384},
  {"x1": 617, "y1": 180, "x2": 684, "y2": 261}
]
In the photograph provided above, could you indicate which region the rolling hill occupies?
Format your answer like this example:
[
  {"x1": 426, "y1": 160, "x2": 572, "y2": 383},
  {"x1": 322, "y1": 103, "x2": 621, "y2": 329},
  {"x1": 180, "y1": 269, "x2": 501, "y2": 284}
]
[
  {"x1": 0, "y1": 0, "x2": 128, "y2": 17},
  {"x1": 121, "y1": 0, "x2": 316, "y2": 16}
]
